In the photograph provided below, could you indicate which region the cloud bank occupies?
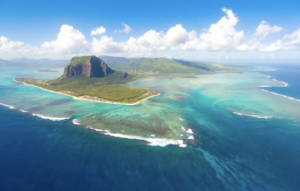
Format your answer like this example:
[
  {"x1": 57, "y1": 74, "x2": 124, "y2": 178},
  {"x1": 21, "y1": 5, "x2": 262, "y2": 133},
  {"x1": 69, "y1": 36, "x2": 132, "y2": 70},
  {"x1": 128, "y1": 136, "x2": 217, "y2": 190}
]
[{"x1": 0, "y1": 8, "x2": 299, "y2": 60}]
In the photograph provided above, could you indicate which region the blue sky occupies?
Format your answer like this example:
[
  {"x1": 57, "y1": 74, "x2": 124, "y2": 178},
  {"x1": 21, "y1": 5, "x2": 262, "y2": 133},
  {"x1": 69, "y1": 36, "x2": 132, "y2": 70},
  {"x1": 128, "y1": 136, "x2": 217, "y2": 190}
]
[{"x1": 0, "y1": 0, "x2": 299, "y2": 63}]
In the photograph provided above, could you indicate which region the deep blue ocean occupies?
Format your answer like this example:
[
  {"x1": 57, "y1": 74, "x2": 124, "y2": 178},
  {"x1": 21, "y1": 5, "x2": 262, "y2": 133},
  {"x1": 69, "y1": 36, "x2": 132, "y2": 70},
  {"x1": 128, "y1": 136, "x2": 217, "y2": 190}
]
[{"x1": 1, "y1": 64, "x2": 300, "y2": 191}]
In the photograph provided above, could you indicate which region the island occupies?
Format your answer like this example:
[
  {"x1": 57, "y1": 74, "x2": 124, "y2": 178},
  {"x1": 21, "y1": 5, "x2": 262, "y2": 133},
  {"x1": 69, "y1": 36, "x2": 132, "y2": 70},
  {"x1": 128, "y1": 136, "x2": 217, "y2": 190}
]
[
  {"x1": 14, "y1": 55, "x2": 249, "y2": 104},
  {"x1": 15, "y1": 56, "x2": 158, "y2": 104}
]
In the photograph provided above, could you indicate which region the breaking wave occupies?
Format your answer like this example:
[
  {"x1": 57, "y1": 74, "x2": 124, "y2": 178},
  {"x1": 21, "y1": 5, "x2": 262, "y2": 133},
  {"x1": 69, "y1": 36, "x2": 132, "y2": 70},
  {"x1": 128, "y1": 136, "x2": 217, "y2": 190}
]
[
  {"x1": 232, "y1": 111, "x2": 273, "y2": 119},
  {"x1": 273, "y1": 79, "x2": 288, "y2": 87},
  {"x1": 83, "y1": 125, "x2": 187, "y2": 147},
  {"x1": 72, "y1": 119, "x2": 81, "y2": 125},
  {"x1": 0, "y1": 103, "x2": 15, "y2": 109},
  {"x1": 261, "y1": 89, "x2": 300, "y2": 102},
  {"x1": 32, "y1": 113, "x2": 70, "y2": 121}
]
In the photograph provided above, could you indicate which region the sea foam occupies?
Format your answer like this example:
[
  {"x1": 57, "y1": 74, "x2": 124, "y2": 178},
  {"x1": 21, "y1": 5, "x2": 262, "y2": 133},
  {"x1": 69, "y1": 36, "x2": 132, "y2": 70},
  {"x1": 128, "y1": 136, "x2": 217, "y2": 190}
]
[
  {"x1": 19, "y1": 109, "x2": 28, "y2": 113},
  {"x1": 32, "y1": 113, "x2": 70, "y2": 121},
  {"x1": 72, "y1": 119, "x2": 81, "y2": 125},
  {"x1": 103, "y1": 132, "x2": 185, "y2": 147},
  {"x1": 0, "y1": 103, "x2": 15, "y2": 109},
  {"x1": 232, "y1": 111, "x2": 273, "y2": 119},
  {"x1": 273, "y1": 79, "x2": 288, "y2": 87},
  {"x1": 260, "y1": 74, "x2": 271, "y2": 78},
  {"x1": 261, "y1": 89, "x2": 300, "y2": 102},
  {"x1": 259, "y1": 85, "x2": 272, "y2": 88},
  {"x1": 84, "y1": 125, "x2": 186, "y2": 147},
  {"x1": 187, "y1": 128, "x2": 194, "y2": 134}
]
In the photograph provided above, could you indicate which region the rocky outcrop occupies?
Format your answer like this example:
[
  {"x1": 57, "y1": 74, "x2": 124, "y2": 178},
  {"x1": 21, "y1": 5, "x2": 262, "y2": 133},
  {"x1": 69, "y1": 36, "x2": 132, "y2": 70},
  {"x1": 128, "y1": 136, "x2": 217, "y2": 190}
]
[{"x1": 62, "y1": 56, "x2": 115, "y2": 78}]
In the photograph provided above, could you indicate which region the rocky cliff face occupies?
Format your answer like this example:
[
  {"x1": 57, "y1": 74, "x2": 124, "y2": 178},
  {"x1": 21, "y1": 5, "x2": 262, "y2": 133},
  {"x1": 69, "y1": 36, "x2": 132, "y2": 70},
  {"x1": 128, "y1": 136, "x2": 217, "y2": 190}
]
[{"x1": 62, "y1": 56, "x2": 115, "y2": 78}]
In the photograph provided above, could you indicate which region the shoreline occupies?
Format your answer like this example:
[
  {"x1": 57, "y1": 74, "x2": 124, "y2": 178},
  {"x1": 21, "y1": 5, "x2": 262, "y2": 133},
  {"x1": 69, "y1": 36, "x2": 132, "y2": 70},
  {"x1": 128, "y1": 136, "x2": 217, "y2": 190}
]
[{"x1": 13, "y1": 78, "x2": 160, "y2": 106}]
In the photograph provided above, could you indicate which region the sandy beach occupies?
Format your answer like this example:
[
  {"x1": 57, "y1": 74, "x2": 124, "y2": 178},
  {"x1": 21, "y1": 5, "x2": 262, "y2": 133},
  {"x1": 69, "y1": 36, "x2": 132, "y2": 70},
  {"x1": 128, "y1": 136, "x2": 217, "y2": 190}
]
[{"x1": 13, "y1": 78, "x2": 160, "y2": 105}]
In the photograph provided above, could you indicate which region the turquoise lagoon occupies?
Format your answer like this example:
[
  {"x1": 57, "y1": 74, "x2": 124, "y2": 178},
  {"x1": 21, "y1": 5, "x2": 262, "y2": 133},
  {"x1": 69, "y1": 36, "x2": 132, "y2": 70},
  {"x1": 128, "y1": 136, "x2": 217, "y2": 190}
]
[{"x1": 1, "y1": 65, "x2": 300, "y2": 190}]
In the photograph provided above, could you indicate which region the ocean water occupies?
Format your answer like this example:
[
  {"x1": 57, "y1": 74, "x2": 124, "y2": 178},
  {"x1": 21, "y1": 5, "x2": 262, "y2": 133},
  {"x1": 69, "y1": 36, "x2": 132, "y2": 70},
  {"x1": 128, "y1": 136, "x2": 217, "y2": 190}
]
[{"x1": 0, "y1": 65, "x2": 300, "y2": 190}]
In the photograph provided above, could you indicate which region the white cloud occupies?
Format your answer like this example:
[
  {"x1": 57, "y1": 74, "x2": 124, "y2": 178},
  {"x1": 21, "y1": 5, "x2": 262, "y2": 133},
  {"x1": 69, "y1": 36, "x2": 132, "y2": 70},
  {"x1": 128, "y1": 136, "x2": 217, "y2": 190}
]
[
  {"x1": 177, "y1": 30, "x2": 199, "y2": 51},
  {"x1": 91, "y1": 36, "x2": 125, "y2": 54},
  {"x1": 235, "y1": 21, "x2": 283, "y2": 51},
  {"x1": 91, "y1": 29, "x2": 166, "y2": 55},
  {"x1": 235, "y1": 38, "x2": 261, "y2": 51},
  {"x1": 114, "y1": 23, "x2": 132, "y2": 34},
  {"x1": 0, "y1": 36, "x2": 37, "y2": 59},
  {"x1": 127, "y1": 30, "x2": 166, "y2": 52},
  {"x1": 42, "y1": 25, "x2": 88, "y2": 54},
  {"x1": 0, "y1": 36, "x2": 27, "y2": 52},
  {"x1": 91, "y1": 26, "x2": 106, "y2": 36},
  {"x1": 254, "y1": 21, "x2": 282, "y2": 39},
  {"x1": 164, "y1": 24, "x2": 188, "y2": 46},
  {"x1": 284, "y1": 28, "x2": 300, "y2": 49},
  {"x1": 197, "y1": 8, "x2": 245, "y2": 51},
  {"x1": 261, "y1": 28, "x2": 300, "y2": 51},
  {"x1": 260, "y1": 40, "x2": 285, "y2": 51}
]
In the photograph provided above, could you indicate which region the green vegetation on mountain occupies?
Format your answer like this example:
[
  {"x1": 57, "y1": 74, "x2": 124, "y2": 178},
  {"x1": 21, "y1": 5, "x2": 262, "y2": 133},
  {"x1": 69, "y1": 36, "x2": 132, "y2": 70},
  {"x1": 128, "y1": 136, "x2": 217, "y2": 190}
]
[{"x1": 68, "y1": 56, "x2": 95, "y2": 65}]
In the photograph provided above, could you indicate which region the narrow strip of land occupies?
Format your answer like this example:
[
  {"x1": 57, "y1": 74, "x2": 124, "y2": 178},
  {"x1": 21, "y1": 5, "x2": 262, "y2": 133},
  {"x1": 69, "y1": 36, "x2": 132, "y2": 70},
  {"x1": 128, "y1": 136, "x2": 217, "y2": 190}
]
[{"x1": 14, "y1": 78, "x2": 159, "y2": 105}]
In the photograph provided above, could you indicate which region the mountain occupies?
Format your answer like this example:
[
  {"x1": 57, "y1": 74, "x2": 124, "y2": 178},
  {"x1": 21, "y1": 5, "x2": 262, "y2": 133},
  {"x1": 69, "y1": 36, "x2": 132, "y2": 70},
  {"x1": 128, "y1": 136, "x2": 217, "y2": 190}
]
[
  {"x1": 0, "y1": 59, "x2": 26, "y2": 67},
  {"x1": 11, "y1": 57, "x2": 38, "y2": 64},
  {"x1": 0, "y1": 59, "x2": 11, "y2": 66},
  {"x1": 62, "y1": 56, "x2": 115, "y2": 78}
]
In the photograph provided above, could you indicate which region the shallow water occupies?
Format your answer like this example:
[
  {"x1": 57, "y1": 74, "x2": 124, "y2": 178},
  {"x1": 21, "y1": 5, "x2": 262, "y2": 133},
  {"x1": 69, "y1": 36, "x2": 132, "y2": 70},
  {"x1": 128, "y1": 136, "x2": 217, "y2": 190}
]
[{"x1": 1, "y1": 65, "x2": 300, "y2": 190}]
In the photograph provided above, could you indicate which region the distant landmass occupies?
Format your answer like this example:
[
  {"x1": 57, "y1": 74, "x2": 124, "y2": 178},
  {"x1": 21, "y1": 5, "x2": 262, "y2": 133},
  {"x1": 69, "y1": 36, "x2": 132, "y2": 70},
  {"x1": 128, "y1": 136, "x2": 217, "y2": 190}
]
[
  {"x1": 11, "y1": 57, "x2": 68, "y2": 67},
  {"x1": 0, "y1": 59, "x2": 25, "y2": 68},
  {"x1": 101, "y1": 56, "x2": 249, "y2": 76},
  {"x1": 0, "y1": 57, "x2": 68, "y2": 68}
]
